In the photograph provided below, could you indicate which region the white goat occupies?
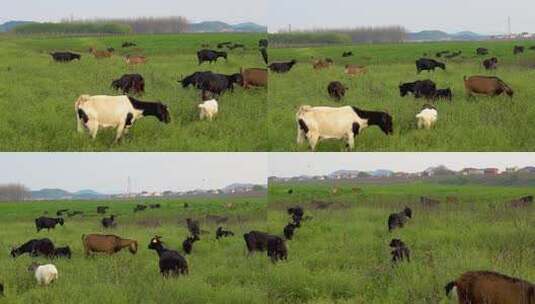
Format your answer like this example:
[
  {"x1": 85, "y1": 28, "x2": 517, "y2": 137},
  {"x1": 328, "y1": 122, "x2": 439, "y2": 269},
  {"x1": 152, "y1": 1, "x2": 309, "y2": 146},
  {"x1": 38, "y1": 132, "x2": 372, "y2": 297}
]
[
  {"x1": 75, "y1": 95, "x2": 170, "y2": 143},
  {"x1": 198, "y1": 99, "x2": 218, "y2": 121},
  {"x1": 28, "y1": 263, "x2": 58, "y2": 286},
  {"x1": 416, "y1": 107, "x2": 437, "y2": 129},
  {"x1": 296, "y1": 105, "x2": 393, "y2": 150}
]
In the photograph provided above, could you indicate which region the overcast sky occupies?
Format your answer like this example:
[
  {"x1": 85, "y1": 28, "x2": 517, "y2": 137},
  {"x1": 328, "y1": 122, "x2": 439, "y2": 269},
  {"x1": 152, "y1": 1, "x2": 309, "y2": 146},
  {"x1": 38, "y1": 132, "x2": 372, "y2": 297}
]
[
  {"x1": 269, "y1": 153, "x2": 535, "y2": 177},
  {"x1": 267, "y1": 0, "x2": 535, "y2": 34},
  {"x1": 0, "y1": 0, "x2": 267, "y2": 25},
  {"x1": 0, "y1": 153, "x2": 267, "y2": 193}
]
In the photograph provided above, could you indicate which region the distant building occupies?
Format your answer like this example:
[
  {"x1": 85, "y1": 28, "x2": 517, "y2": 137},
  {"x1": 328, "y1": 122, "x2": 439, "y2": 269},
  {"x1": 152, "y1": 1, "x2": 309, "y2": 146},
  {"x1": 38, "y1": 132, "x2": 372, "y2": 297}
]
[
  {"x1": 505, "y1": 167, "x2": 518, "y2": 174},
  {"x1": 460, "y1": 168, "x2": 485, "y2": 175},
  {"x1": 519, "y1": 166, "x2": 535, "y2": 174},
  {"x1": 484, "y1": 168, "x2": 499, "y2": 175}
]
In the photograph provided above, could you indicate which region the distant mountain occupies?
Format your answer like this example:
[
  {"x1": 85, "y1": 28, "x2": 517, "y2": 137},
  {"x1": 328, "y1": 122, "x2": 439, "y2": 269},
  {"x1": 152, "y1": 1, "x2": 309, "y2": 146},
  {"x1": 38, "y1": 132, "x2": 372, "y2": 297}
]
[
  {"x1": 0, "y1": 21, "x2": 34, "y2": 32},
  {"x1": 189, "y1": 21, "x2": 266, "y2": 33},
  {"x1": 31, "y1": 188, "x2": 108, "y2": 200},
  {"x1": 406, "y1": 30, "x2": 488, "y2": 42}
]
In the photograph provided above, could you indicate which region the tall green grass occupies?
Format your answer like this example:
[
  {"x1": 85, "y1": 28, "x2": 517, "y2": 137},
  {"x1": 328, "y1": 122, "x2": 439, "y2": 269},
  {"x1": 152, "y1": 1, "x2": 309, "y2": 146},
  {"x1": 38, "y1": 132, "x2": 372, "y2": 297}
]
[
  {"x1": 0, "y1": 33, "x2": 267, "y2": 151},
  {"x1": 0, "y1": 196, "x2": 269, "y2": 304},
  {"x1": 267, "y1": 182, "x2": 535, "y2": 303},
  {"x1": 268, "y1": 40, "x2": 535, "y2": 151}
]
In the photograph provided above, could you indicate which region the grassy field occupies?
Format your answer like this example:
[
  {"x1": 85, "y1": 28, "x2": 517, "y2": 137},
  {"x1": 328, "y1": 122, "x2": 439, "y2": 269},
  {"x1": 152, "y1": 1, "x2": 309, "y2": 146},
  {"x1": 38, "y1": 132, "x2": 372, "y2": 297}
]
[
  {"x1": 0, "y1": 33, "x2": 267, "y2": 151},
  {"x1": 267, "y1": 181, "x2": 535, "y2": 303},
  {"x1": 0, "y1": 196, "x2": 270, "y2": 303},
  {"x1": 268, "y1": 40, "x2": 535, "y2": 151}
]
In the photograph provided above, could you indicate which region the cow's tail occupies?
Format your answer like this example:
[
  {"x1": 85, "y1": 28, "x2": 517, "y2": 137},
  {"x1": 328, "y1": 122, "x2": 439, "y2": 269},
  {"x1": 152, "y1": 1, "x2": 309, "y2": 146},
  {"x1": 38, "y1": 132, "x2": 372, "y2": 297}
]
[{"x1": 444, "y1": 281, "x2": 457, "y2": 297}]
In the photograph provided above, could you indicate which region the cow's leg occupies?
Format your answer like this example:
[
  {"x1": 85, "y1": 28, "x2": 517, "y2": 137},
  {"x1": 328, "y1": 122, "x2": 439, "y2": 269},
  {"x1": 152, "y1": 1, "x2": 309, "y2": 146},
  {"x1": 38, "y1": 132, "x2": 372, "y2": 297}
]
[
  {"x1": 76, "y1": 116, "x2": 84, "y2": 133},
  {"x1": 114, "y1": 124, "x2": 126, "y2": 144},
  {"x1": 307, "y1": 132, "x2": 320, "y2": 151},
  {"x1": 296, "y1": 126, "x2": 306, "y2": 145},
  {"x1": 346, "y1": 133, "x2": 355, "y2": 151},
  {"x1": 86, "y1": 120, "x2": 99, "y2": 139}
]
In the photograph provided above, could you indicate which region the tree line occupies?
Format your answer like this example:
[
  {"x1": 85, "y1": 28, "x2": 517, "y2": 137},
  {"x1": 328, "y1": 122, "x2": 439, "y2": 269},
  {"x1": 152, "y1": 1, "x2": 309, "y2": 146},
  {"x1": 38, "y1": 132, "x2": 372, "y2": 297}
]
[{"x1": 0, "y1": 184, "x2": 31, "y2": 202}]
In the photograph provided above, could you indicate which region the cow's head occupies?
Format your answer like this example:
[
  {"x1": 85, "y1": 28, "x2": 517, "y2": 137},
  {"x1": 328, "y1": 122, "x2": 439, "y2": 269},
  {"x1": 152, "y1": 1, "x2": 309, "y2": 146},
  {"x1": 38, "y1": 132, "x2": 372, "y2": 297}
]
[{"x1": 156, "y1": 103, "x2": 171, "y2": 123}]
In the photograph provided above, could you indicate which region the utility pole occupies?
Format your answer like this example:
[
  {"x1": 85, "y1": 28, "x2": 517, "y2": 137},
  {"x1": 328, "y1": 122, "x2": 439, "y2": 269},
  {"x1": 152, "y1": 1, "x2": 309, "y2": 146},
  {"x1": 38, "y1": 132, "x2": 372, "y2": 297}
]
[{"x1": 508, "y1": 16, "x2": 511, "y2": 37}]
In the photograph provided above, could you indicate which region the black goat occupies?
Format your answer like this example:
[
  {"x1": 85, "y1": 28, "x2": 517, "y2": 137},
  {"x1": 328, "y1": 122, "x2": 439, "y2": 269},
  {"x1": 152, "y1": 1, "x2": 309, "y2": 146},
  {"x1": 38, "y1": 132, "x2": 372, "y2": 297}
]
[
  {"x1": 216, "y1": 227, "x2": 234, "y2": 239},
  {"x1": 269, "y1": 60, "x2": 297, "y2": 73},
  {"x1": 390, "y1": 239, "x2": 410, "y2": 263},
  {"x1": 387, "y1": 207, "x2": 412, "y2": 231},
  {"x1": 35, "y1": 216, "x2": 64, "y2": 232},
  {"x1": 148, "y1": 236, "x2": 188, "y2": 276},
  {"x1": 101, "y1": 215, "x2": 117, "y2": 228},
  {"x1": 182, "y1": 236, "x2": 199, "y2": 254},
  {"x1": 11, "y1": 238, "x2": 55, "y2": 258},
  {"x1": 53, "y1": 246, "x2": 72, "y2": 259}
]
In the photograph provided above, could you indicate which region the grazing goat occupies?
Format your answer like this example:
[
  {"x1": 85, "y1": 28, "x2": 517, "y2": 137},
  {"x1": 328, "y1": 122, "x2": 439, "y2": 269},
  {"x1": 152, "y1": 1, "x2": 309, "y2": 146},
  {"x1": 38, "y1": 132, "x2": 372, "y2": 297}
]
[
  {"x1": 269, "y1": 60, "x2": 297, "y2": 73},
  {"x1": 342, "y1": 51, "x2": 353, "y2": 57},
  {"x1": 149, "y1": 204, "x2": 161, "y2": 209},
  {"x1": 476, "y1": 47, "x2": 489, "y2": 55},
  {"x1": 96, "y1": 206, "x2": 109, "y2": 214},
  {"x1": 312, "y1": 59, "x2": 332, "y2": 70},
  {"x1": 67, "y1": 210, "x2": 83, "y2": 217},
  {"x1": 464, "y1": 76, "x2": 513, "y2": 98},
  {"x1": 433, "y1": 88, "x2": 452, "y2": 101},
  {"x1": 125, "y1": 55, "x2": 147, "y2": 65},
  {"x1": 122, "y1": 42, "x2": 136, "y2": 48},
  {"x1": 327, "y1": 81, "x2": 348, "y2": 101},
  {"x1": 216, "y1": 227, "x2": 234, "y2": 239},
  {"x1": 56, "y1": 209, "x2": 69, "y2": 216},
  {"x1": 75, "y1": 95, "x2": 170, "y2": 143},
  {"x1": 416, "y1": 104, "x2": 438, "y2": 129},
  {"x1": 399, "y1": 80, "x2": 437, "y2": 99},
  {"x1": 89, "y1": 47, "x2": 112, "y2": 59},
  {"x1": 182, "y1": 236, "x2": 198, "y2": 254},
  {"x1": 0, "y1": 282, "x2": 3, "y2": 296},
  {"x1": 50, "y1": 52, "x2": 81, "y2": 62},
  {"x1": 179, "y1": 71, "x2": 213, "y2": 89},
  {"x1": 82, "y1": 234, "x2": 138, "y2": 255},
  {"x1": 416, "y1": 58, "x2": 446, "y2": 73},
  {"x1": 11, "y1": 238, "x2": 55, "y2": 258},
  {"x1": 198, "y1": 99, "x2": 218, "y2": 121},
  {"x1": 101, "y1": 215, "x2": 117, "y2": 228},
  {"x1": 387, "y1": 207, "x2": 412, "y2": 231},
  {"x1": 445, "y1": 271, "x2": 535, "y2": 304},
  {"x1": 148, "y1": 236, "x2": 188, "y2": 276},
  {"x1": 53, "y1": 246, "x2": 72, "y2": 259},
  {"x1": 389, "y1": 239, "x2": 410, "y2": 263},
  {"x1": 197, "y1": 49, "x2": 227, "y2": 65},
  {"x1": 198, "y1": 73, "x2": 242, "y2": 96},
  {"x1": 35, "y1": 216, "x2": 64, "y2": 232},
  {"x1": 186, "y1": 218, "x2": 201, "y2": 238},
  {"x1": 420, "y1": 196, "x2": 440, "y2": 207},
  {"x1": 483, "y1": 57, "x2": 498, "y2": 70},
  {"x1": 243, "y1": 231, "x2": 287, "y2": 263},
  {"x1": 111, "y1": 74, "x2": 145, "y2": 95},
  {"x1": 283, "y1": 223, "x2": 298, "y2": 240},
  {"x1": 28, "y1": 263, "x2": 58, "y2": 286},
  {"x1": 296, "y1": 105, "x2": 393, "y2": 150},
  {"x1": 510, "y1": 195, "x2": 533, "y2": 208},
  {"x1": 344, "y1": 64, "x2": 367, "y2": 76},
  {"x1": 267, "y1": 236, "x2": 288, "y2": 263},
  {"x1": 240, "y1": 68, "x2": 267, "y2": 88},
  {"x1": 514, "y1": 45, "x2": 525, "y2": 55}
]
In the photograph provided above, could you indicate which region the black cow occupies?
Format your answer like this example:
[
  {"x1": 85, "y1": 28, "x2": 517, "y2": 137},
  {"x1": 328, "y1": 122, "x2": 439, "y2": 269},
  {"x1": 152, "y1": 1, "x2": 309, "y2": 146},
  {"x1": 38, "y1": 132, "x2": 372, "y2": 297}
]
[
  {"x1": 387, "y1": 207, "x2": 412, "y2": 231},
  {"x1": 35, "y1": 216, "x2": 64, "y2": 232},
  {"x1": 390, "y1": 239, "x2": 410, "y2": 263},
  {"x1": 476, "y1": 47, "x2": 489, "y2": 55},
  {"x1": 399, "y1": 79, "x2": 437, "y2": 99},
  {"x1": 216, "y1": 226, "x2": 234, "y2": 239},
  {"x1": 433, "y1": 88, "x2": 452, "y2": 101},
  {"x1": 483, "y1": 57, "x2": 498, "y2": 70},
  {"x1": 111, "y1": 74, "x2": 145, "y2": 95},
  {"x1": 50, "y1": 52, "x2": 81, "y2": 62},
  {"x1": 327, "y1": 81, "x2": 348, "y2": 101},
  {"x1": 11, "y1": 238, "x2": 55, "y2": 258},
  {"x1": 342, "y1": 51, "x2": 353, "y2": 57},
  {"x1": 283, "y1": 223, "x2": 298, "y2": 240},
  {"x1": 416, "y1": 58, "x2": 446, "y2": 73},
  {"x1": 96, "y1": 206, "x2": 109, "y2": 214},
  {"x1": 514, "y1": 45, "x2": 525, "y2": 55},
  {"x1": 53, "y1": 246, "x2": 72, "y2": 259},
  {"x1": 260, "y1": 47, "x2": 268, "y2": 65},
  {"x1": 101, "y1": 215, "x2": 116, "y2": 228},
  {"x1": 268, "y1": 60, "x2": 297, "y2": 73},
  {"x1": 197, "y1": 49, "x2": 228, "y2": 65},
  {"x1": 258, "y1": 39, "x2": 268, "y2": 48}
]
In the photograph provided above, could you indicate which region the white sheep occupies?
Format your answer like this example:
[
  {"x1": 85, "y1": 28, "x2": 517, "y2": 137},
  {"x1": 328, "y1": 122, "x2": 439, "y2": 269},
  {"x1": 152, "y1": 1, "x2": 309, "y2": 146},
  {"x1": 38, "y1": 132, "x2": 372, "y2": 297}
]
[
  {"x1": 416, "y1": 106, "x2": 437, "y2": 129},
  {"x1": 28, "y1": 262, "x2": 58, "y2": 286},
  {"x1": 198, "y1": 99, "x2": 218, "y2": 121}
]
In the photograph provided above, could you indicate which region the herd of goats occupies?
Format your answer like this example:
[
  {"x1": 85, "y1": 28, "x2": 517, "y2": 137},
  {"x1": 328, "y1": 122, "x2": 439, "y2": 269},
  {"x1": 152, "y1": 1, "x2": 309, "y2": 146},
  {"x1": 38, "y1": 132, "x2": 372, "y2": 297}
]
[
  {"x1": 1, "y1": 193, "x2": 534, "y2": 302},
  {"x1": 271, "y1": 44, "x2": 530, "y2": 151},
  {"x1": 49, "y1": 39, "x2": 269, "y2": 143}
]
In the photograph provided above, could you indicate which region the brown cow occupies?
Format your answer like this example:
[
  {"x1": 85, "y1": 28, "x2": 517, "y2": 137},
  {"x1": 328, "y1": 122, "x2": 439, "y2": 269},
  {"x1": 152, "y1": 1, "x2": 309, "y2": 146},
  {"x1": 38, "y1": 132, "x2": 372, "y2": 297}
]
[
  {"x1": 240, "y1": 68, "x2": 267, "y2": 88},
  {"x1": 126, "y1": 55, "x2": 148, "y2": 65},
  {"x1": 344, "y1": 64, "x2": 367, "y2": 76},
  {"x1": 82, "y1": 234, "x2": 138, "y2": 256},
  {"x1": 464, "y1": 76, "x2": 513, "y2": 98},
  {"x1": 89, "y1": 47, "x2": 113, "y2": 59},
  {"x1": 445, "y1": 271, "x2": 535, "y2": 304}
]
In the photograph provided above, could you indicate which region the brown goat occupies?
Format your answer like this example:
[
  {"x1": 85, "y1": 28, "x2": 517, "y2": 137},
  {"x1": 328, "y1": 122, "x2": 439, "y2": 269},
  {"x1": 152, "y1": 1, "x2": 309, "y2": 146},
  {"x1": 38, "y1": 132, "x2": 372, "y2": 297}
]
[
  {"x1": 344, "y1": 64, "x2": 367, "y2": 76},
  {"x1": 445, "y1": 271, "x2": 535, "y2": 304},
  {"x1": 82, "y1": 234, "x2": 138, "y2": 256},
  {"x1": 240, "y1": 68, "x2": 267, "y2": 88},
  {"x1": 464, "y1": 76, "x2": 513, "y2": 98},
  {"x1": 126, "y1": 55, "x2": 148, "y2": 65},
  {"x1": 312, "y1": 59, "x2": 332, "y2": 70},
  {"x1": 89, "y1": 47, "x2": 113, "y2": 59}
]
